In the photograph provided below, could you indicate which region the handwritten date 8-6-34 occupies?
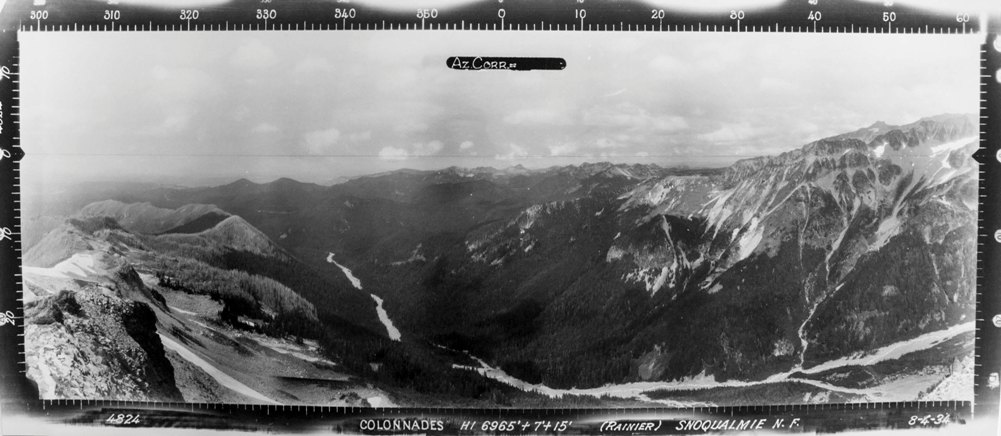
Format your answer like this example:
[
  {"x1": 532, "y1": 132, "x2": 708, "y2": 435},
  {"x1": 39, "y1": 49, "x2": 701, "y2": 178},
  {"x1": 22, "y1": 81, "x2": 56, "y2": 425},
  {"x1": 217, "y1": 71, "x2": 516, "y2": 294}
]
[{"x1": 909, "y1": 414, "x2": 951, "y2": 426}]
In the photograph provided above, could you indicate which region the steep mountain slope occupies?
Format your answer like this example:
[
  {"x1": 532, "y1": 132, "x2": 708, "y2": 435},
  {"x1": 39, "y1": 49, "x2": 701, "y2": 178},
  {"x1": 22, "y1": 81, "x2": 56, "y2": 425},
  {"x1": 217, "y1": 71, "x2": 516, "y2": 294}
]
[
  {"x1": 615, "y1": 114, "x2": 977, "y2": 374},
  {"x1": 77, "y1": 200, "x2": 229, "y2": 235},
  {"x1": 21, "y1": 212, "x2": 389, "y2": 404},
  {"x1": 335, "y1": 114, "x2": 975, "y2": 389},
  {"x1": 23, "y1": 219, "x2": 182, "y2": 401},
  {"x1": 23, "y1": 205, "x2": 564, "y2": 407},
  {"x1": 157, "y1": 215, "x2": 288, "y2": 258}
]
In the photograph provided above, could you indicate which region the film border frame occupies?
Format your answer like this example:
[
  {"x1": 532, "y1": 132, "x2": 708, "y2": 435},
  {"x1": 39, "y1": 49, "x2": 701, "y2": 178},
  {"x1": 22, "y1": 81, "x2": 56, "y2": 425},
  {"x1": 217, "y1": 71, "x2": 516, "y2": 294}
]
[{"x1": 0, "y1": 1, "x2": 997, "y2": 433}]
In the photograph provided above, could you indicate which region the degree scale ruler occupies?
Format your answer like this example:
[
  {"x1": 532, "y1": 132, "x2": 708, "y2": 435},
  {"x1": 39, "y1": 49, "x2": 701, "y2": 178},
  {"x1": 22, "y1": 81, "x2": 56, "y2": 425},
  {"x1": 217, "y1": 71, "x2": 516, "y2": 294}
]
[
  {"x1": 0, "y1": 0, "x2": 991, "y2": 33},
  {"x1": 0, "y1": 0, "x2": 999, "y2": 435}
]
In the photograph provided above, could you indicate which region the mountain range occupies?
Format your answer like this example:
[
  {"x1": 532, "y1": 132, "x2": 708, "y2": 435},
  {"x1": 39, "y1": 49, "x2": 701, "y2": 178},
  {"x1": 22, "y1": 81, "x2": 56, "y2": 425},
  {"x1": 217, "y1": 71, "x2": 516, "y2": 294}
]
[{"x1": 21, "y1": 114, "x2": 977, "y2": 405}]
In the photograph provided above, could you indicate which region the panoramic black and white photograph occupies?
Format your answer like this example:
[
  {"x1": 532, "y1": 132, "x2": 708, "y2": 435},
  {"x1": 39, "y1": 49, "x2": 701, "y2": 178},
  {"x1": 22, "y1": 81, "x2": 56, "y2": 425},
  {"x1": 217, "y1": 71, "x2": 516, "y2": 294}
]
[{"x1": 18, "y1": 30, "x2": 979, "y2": 407}]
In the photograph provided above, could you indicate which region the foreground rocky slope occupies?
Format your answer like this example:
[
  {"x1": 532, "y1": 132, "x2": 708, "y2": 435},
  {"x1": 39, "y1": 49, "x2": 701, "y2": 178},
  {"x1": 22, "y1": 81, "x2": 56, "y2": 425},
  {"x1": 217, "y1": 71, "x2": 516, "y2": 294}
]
[{"x1": 21, "y1": 211, "x2": 388, "y2": 404}]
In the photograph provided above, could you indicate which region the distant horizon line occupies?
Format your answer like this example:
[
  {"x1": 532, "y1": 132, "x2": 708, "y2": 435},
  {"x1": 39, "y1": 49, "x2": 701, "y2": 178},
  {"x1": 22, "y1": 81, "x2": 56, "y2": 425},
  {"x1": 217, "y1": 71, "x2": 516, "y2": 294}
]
[
  {"x1": 66, "y1": 160, "x2": 728, "y2": 190},
  {"x1": 26, "y1": 112, "x2": 974, "y2": 190}
]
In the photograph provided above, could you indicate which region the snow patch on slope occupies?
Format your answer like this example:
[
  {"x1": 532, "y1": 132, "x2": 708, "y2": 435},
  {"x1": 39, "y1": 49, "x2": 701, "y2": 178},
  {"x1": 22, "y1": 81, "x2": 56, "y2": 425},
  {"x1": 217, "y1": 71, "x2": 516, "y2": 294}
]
[
  {"x1": 922, "y1": 356, "x2": 973, "y2": 401},
  {"x1": 625, "y1": 266, "x2": 673, "y2": 295},
  {"x1": 366, "y1": 396, "x2": 397, "y2": 407},
  {"x1": 370, "y1": 294, "x2": 401, "y2": 341},
  {"x1": 870, "y1": 215, "x2": 901, "y2": 253},
  {"x1": 324, "y1": 253, "x2": 402, "y2": 341},
  {"x1": 23, "y1": 252, "x2": 100, "y2": 279},
  {"x1": 168, "y1": 306, "x2": 198, "y2": 316},
  {"x1": 735, "y1": 217, "x2": 763, "y2": 262},
  {"x1": 930, "y1": 137, "x2": 975, "y2": 155},
  {"x1": 326, "y1": 252, "x2": 362, "y2": 290},
  {"x1": 159, "y1": 334, "x2": 278, "y2": 404},
  {"x1": 799, "y1": 322, "x2": 974, "y2": 375},
  {"x1": 704, "y1": 190, "x2": 735, "y2": 238},
  {"x1": 872, "y1": 142, "x2": 886, "y2": 158}
]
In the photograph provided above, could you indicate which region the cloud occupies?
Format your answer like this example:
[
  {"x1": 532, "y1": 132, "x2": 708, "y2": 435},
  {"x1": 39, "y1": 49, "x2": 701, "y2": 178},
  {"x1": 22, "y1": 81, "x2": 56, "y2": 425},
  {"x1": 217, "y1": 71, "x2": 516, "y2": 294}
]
[
  {"x1": 698, "y1": 122, "x2": 758, "y2": 143},
  {"x1": 252, "y1": 123, "x2": 279, "y2": 134},
  {"x1": 303, "y1": 127, "x2": 341, "y2": 154},
  {"x1": 149, "y1": 65, "x2": 215, "y2": 103},
  {"x1": 548, "y1": 143, "x2": 578, "y2": 156},
  {"x1": 394, "y1": 120, "x2": 429, "y2": 134},
  {"x1": 459, "y1": 141, "x2": 475, "y2": 150},
  {"x1": 231, "y1": 40, "x2": 277, "y2": 69},
  {"x1": 347, "y1": 131, "x2": 372, "y2": 142},
  {"x1": 232, "y1": 106, "x2": 251, "y2": 122},
  {"x1": 603, "y1": 88, "x2": 628, "y2": 98},
  {"x1": 759, "y1": 77, "x2": 799, "y2": 93},
  {"x1": 141, "y1": 113, "x2": 189, "y2": 136},
  {"x1": 378, "y1": 146, "x2": 409, "y2": 160},
  {"x1": 503, "y1": 109, "x2": 572, "y2": 126},
  {"x1": 495, "y1": 143, "x2": 529, "y2": 161},
  {"x1": 413, "y1": 140, "x2": 444, "y2": 156},
  {"x1": 581, "y1": 103, "x2": 688, "y2": 132},
  {"x1": 596, "y1": 137, "x2": 626, "y2": 149},
  {"x1": 378, "y1": 140, "x2": 444, "y2": 160}
]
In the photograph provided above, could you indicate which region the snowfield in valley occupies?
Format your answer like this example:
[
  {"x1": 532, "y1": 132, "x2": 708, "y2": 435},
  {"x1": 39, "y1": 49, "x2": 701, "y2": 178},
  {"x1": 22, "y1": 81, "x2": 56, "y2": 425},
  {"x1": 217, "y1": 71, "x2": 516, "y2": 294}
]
[
  {"x1": 327, "y1": 252, "x2": 402, "y2": 342},
  {"x1": 370, "y1": 294, "x2": 402, "y2": 341},
  {"x1": 327, "y1": 252, "x2": 363, "y2": 290},
  {"x1": 453, "y1": 322, "x2": 974, "y2": 404}
]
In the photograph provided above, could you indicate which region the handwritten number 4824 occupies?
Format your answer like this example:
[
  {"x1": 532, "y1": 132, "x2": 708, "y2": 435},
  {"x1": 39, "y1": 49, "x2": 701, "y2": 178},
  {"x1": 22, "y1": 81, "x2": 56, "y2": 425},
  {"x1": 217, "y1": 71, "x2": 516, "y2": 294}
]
[{"x1": 106, "y1": 414, "x2": 141, "y2": 425}]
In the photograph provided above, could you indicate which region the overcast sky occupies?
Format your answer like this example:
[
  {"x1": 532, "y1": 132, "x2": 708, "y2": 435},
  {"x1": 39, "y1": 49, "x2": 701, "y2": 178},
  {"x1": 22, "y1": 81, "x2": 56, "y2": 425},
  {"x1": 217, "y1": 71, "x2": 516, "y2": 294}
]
[{"x1": 20, "y1": 31, "x2": 979, "y2": 187}]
